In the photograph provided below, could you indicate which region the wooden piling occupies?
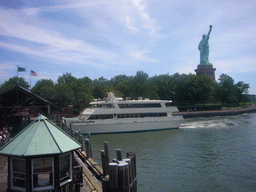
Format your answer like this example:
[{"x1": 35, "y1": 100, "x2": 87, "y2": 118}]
[
  {"x1": 118, "y1": 161, "x2": 129, "y2": 191},
  {"x1": 116, "y1": 149, "x2": 122, "y2": 161},
  {"x1": 74, "y1": 131, "x2": 79, "y2": 141},
  {"x1": 122, "y1": 158, "x2": 131, "y2": 186},
  {"x1": 71, "y1": 129, "x2": 74, "y2": 137},
  {"x1": 109, "y1": 163, "x2": 119, "y2": 190},
  {"x1": 101, "y1": 150, "x2": 108, "y2": 177},
  {"x1": 102, "y1": 149, "x2": 137, "y2": 192},
  {"x1": 104, "y1": 141, "x2": 110, "y2": 174},
  {"x1": 85, "y1": 138, "x2": 92, "y2": 158},
  {"x1": 58, "y1": 124, "x2": 137, "y2": 192}
]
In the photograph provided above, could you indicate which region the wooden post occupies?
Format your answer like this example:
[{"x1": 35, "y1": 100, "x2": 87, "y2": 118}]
[
  {"x1": 101, "y1": 150, "x2": 108, "y2": 176},
  {"x1": 79, "y1": 134, "x2": 83, "y2": 145},
  {"x1": 85, "y1": 138, "x2": 92, "y2": 158},
  {"x1": 127, "y1": 152, "x2": 136, "y2": 179},
  {"x1": 60, "y1": 117, "x2": 63, "y2": 129},
  {"x1": 64, "y1": 118, "x2": 67, "y2": 130},
  {"x1": 104, "y1": 141, "x2": 110, "y2": 174},
  {"x1": 87, "y1": 132, "x2": 91, "y2": 142},
  {"x1": 118, "y1": 161, "x2": 129, "y2": 191},
  {"x1": 71, "y1": 129, "x2": 74, "y2": 138},
  {"x1": 127, "y1": 152, "x2": 137, "y2": 192},
  {"x1": 123, "y1": 158, "x2": 131, "y2": 187},
  {"x1": 64, "y1": 120, "x2": 68, "y2": 132},
  {"x1": 116, "y1": 149, "x2": 122, "y2": 161},
  {"x1": 109, "y1": 162, "x2": 118, "y2": 190},
  {"x1": 87, "y1": 133, "x2": 93, "y2": 158},
  {"x1": 74, "y1": 131, "x2": 79, "y2": 141},
  {"x1": 81, "y1": 135, "x2": 85, "y2": 151}
]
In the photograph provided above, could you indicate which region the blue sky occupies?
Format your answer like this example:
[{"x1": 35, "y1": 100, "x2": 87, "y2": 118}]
[{"x1": 0, "y1": 0, "x2": 255, "y2": 94}]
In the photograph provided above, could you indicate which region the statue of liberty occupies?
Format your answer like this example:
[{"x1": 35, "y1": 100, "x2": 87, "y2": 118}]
[{"x1": 198, "y1": 25, "x2": 212, "y2": 65}]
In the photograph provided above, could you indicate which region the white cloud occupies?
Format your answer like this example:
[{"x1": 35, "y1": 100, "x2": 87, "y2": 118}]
[{"x1": 129, "y1": 50, "x2": 147, "y2": 60}]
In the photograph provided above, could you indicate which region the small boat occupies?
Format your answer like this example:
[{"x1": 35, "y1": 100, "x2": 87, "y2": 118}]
[{"x1": 68, "y1": 92, "x2": 183, "y2": 134}]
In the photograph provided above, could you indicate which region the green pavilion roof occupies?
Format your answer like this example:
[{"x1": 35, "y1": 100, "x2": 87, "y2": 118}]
[{"x1": 0, "y1": 115, "x2": 81, "y2": 157}]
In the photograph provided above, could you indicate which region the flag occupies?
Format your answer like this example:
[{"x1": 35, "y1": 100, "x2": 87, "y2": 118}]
[
  {"x1": 31, "y1": 70, "x2": 38, "y2": 76},
  {"x1": 17, "y1": 66, "x2": 26, "y2": 72}
]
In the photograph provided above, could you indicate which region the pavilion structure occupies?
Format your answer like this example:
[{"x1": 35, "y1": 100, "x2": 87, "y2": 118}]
[
  {"x1": 0, "y1": 115, "x2": 81, "y2": 192},
  {"x1": 0, "y1": 85, "x2": 61, "y2": 117}
]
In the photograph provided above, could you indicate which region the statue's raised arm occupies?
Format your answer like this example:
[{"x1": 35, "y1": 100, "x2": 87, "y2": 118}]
[{"x1": 207, "y1": 25, "x2": 212, "y2": 38}]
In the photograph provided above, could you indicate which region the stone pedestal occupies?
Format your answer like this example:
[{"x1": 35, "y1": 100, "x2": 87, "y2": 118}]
[{"x1": 195, "y1": 64, "x2": 216, "y2": 81}]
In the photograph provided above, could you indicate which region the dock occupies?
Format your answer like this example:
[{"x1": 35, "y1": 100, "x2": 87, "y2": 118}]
[
  {"x1": 173, "y1": 104, "x2": 256, "y2": 118},
  {"x1": 0, "y1": 116, "x2": 137, "y2": 192}
]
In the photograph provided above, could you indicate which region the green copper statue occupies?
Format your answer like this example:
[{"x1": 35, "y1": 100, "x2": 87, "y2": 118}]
[{"x1": 198, "y1": 25, "x2": 212, "y2": 65}]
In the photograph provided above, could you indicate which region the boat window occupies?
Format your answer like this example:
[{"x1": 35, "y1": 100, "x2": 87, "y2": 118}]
[
  {"x1": 88, "y1": 113, "x2": 167, "y2": 120},
  {"x1": 91, "y1": 104, "x2": 114, "y2": 108},
  {"x1": 88, "y1": 114, "x2": 113, "y2": 120},
  {"x1": 165, "y1": 102, "x2": 173, "y2": 107},
  {"x1": 117, "y1": 113, "x2": 167, "y2": 118},
  {"x1": 106, "y1": 104, "x2": 115, "y2": 108},
  {"x1": 118, "y1": 103, "x2": 161, "y2": 108}
]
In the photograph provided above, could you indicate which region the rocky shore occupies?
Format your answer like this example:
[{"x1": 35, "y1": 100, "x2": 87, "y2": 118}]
[{"x1": 173, "y1": 104, "x2": 256, "y2": 119}]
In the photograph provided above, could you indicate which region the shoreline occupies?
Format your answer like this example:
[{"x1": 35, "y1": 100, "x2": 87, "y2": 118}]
[{"x1": 173, "y1": 104, "x2": 256, "y2": 119}]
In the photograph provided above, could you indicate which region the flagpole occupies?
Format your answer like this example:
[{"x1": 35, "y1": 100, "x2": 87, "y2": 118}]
[
  {"x1": 17, "y1": 66, "x2": 19, "y2": 106},
  {"x1": 17, "y1": 66, "x2": 19, "y2": 85},
  {"x1": 30, "y1": 70, "x2": 31, "y2": 90}
]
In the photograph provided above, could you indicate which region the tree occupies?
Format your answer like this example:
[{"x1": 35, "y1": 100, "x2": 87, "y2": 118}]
[
  {"x1": 0, "y1": 76, "x2": 29, "y2": 93},
  {"x1": 72, "y1": 79, "x2": 94, "y2": 111},
  {"x1": 57, "y1": 73, "x2": 77, "y2": 84},
  {"x1": 150, "y1": 74, "x2": 177, "y2": 100},
  {"x1": 80, "y1": 76, "x2": 93, "y2": 85},
  {"x1": 172, "y1": 73, "x2": 195, "y2": 104},
  {"x1": 129, "y1": 71, "x2": 159, "y2": 99},
  {"x1": 31, "y1": 79, "x2": 55, "y2": 95},
  {"x1": 39, "y1": 86, "x2": 56, "y2": 103},
  {"x1": 110, "y1": 74, "x2": 130, "y2": 88},
  {"x1": 54, "y1": 84, "x2": 75, "y2": 107},
  {"x1": 216, "y1": 74, "x2": 238, "y2": 105},
  {"x1": 187, "y1": 76, "x2": 214, "y2": 104},
  {"x1": 92, "y1": 77, "x2": 112, "y2": 99},
  {"x1": 234, "y1": 81, "x2": 250, "y2": 102}
]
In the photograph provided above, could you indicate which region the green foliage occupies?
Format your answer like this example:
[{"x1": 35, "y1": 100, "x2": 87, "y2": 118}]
[
  {"x1": 54, "y1": 84, "x2": 75, "y2": 107},
  {"x1": 57, "y1": 72, "x2": 77, "y2": 84},
  {"x1": 1, "y1": 71, "x2": 250, "y2": 115},
  {"x1": 187, "y1": 76, "x2": 214, "y2": 104},
  {"x1": 0, "y1": 76, "x2": 29, "y2": 93},
  {"x1": 39, "y1": 86, "x2": 56, "y2": 103},
  {"x1": 31, "y1": 79, "x2": 55, "y2": 95},
  {"x1": 72, "y1": 79, "x2": 94, "y2": 110},
  {"x1": 215, "y1": 74, "x2": 250, "y2": 105}
]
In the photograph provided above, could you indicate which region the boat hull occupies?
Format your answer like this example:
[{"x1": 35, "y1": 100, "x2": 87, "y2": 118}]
[{"x1": 70, "y1": 119, "x2": 183, "y2": 134}]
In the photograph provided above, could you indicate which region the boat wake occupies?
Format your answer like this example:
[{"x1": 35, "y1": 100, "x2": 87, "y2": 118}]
[{"x1": 179, "y1": 114, "x2": 250, "y2": 129}]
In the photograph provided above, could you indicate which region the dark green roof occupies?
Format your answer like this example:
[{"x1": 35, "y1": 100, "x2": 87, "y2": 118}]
[{"x1": 0, "y1": 115, "x2": 81, "y2": 156}]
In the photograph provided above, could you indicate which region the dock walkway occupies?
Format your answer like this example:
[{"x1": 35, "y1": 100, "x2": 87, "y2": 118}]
[{"x1": 173, "y1": 104, "x2": 256, "y2": 118}]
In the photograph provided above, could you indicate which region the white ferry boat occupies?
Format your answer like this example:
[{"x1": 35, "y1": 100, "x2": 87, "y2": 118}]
[{"x1": 69, "y1": 92, "x2": 183, "y2": 134}]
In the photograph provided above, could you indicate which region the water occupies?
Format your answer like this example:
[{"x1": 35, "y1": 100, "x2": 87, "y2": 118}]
[{"x1": 90, "y1": 113, "x2": 256, "y2": 191}]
